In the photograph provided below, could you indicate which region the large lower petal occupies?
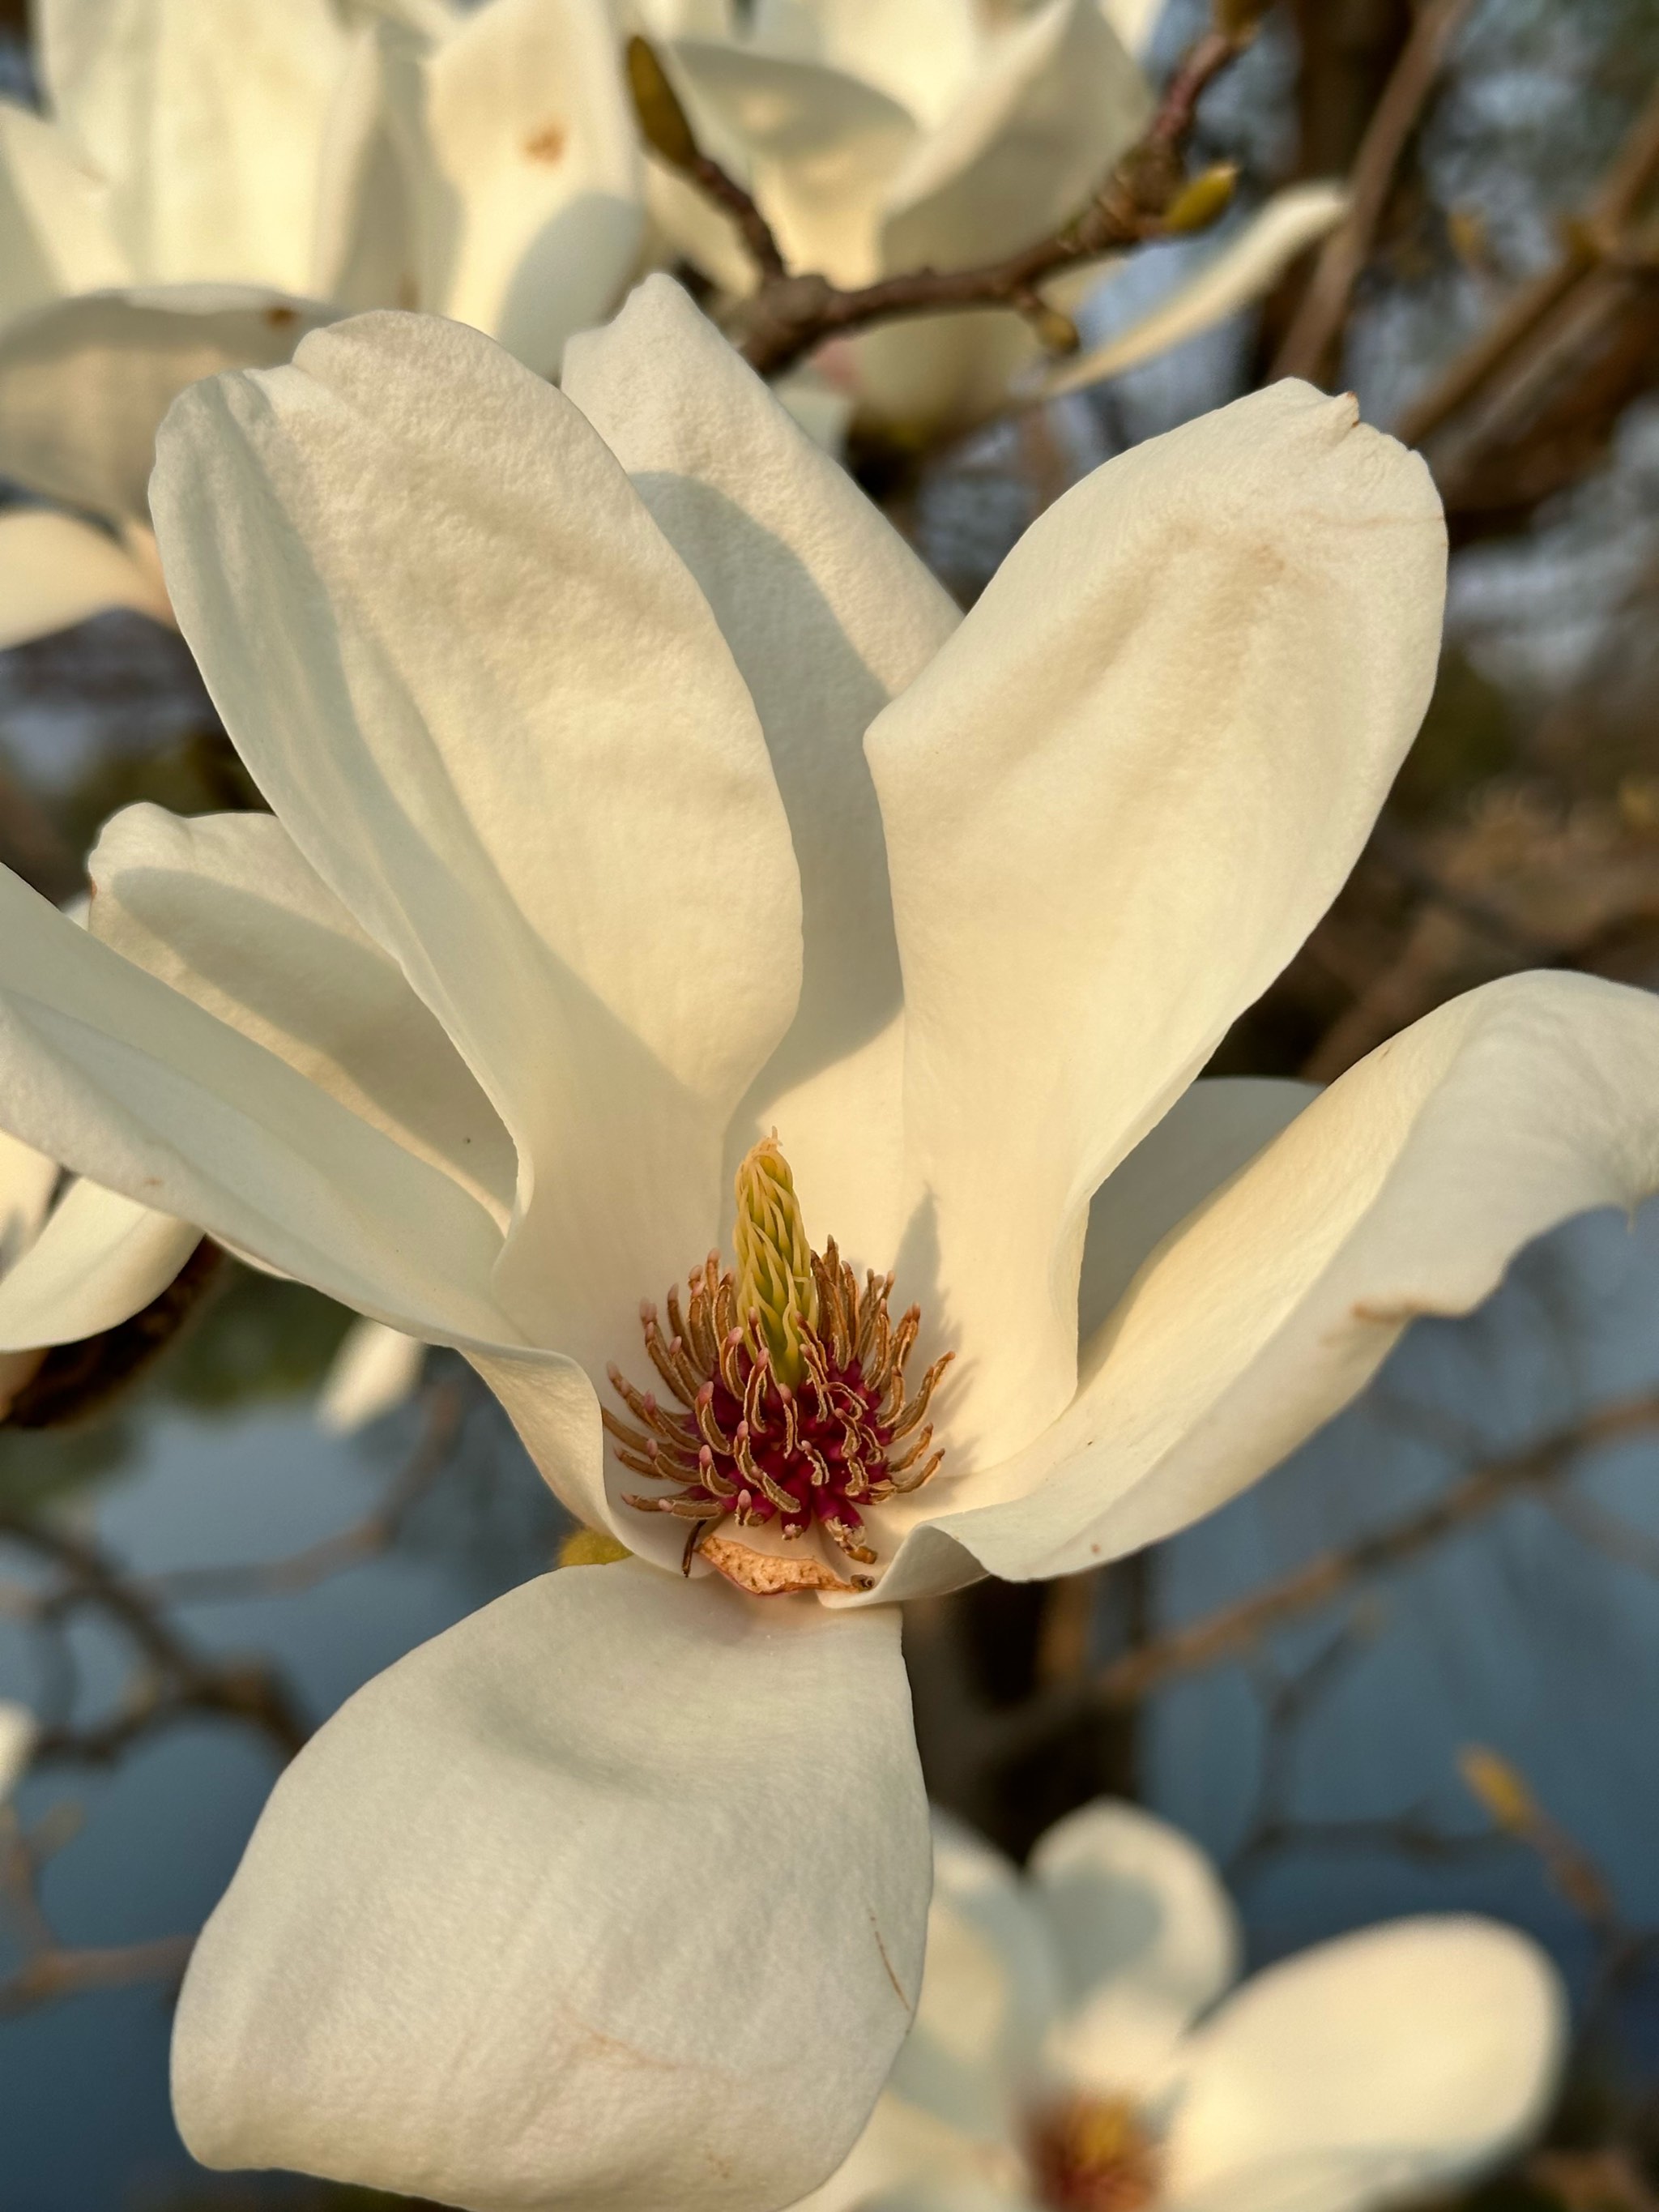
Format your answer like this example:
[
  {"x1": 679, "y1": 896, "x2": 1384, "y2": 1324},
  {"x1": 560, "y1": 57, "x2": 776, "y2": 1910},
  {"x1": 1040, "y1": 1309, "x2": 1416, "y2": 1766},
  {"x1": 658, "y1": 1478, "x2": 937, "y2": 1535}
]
[
  {"x1": 873, "y1": 971, "x2": 1659, "y2": 1596},
  {"x1": 0, "y1": 284, "x2": 335, "y2": 523},
  {"x1": 1162, "y1": 1919, "x2": 1564, "y2": 2212},
  {"x1": 88, "y1": 804, "x2": 517, "y2": 1222},
  {"x1": 0, "y1": 507, "x2": 172, "y2": 648},
  {"x1": 563, "y1": 277, "x2": 957, "y2": 1246},
  {"x1": 0, "y1": 1174, "x2": 198, "y2": 1351},
  {"x1": 0, "y1": 868, "x2": 513, "y2": 1344},
  {"x1": 419, "y1": 0, "x2": 642, "y2": 374},
  {"x1": 36, "y1": 0, "x2": 348, "y2": 291},
  {"x1": 151, "y1": 309, "x2": 803, "y2": 1372},
  {"x1": 1026, "y1": 1800, "x2": 1239, "y2": 2098},
  {"x1": 173, "y1": 1562, "x2": 929, "y2": 2212},
  {"x1": 864, "y1": 382, "x2": 1445, "y2": 1467}
]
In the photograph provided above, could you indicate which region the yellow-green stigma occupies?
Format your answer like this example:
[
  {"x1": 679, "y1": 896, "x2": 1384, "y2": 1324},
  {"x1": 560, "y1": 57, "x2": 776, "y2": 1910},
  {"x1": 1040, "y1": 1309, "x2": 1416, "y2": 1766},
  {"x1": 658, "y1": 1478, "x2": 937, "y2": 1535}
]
[{"x1": 732, "y1": 1134, "x2": 819, "y2": 1390}]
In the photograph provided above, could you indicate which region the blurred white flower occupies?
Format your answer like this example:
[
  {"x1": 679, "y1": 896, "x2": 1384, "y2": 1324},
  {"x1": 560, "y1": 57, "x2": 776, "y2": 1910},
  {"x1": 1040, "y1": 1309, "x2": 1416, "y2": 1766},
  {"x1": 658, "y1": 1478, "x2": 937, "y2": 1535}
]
[
  {"x1": 0, "y1": 280, "x2": 1650, "y2": 2206},
  {"x1": 314, "y1": 1314, "x2": 426, "y2": 1434},
  {"x1": 0, "y1": 1697, "x2": 36, "y2": 1803},
  {"x1": 642, "y1": 0, "x2": 1346, "y2": 437},
  {"x1": 800, "y1": 1800, "x2": 1566, "y2": 2212},
  {"x1": 0, "y1": 0, "x2": 642, "y2": 647}
]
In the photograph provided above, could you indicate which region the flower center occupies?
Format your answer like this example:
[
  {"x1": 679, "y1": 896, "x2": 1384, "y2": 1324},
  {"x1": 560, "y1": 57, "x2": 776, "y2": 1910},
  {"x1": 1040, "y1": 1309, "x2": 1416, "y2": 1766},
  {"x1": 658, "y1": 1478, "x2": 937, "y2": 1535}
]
[
  {"x1": 1028, "y1": 2095, "x2": 1161, "y2": 2212},
  {"x1": 603, "y1": 1137, "x2": 951, "y2": 1595}
]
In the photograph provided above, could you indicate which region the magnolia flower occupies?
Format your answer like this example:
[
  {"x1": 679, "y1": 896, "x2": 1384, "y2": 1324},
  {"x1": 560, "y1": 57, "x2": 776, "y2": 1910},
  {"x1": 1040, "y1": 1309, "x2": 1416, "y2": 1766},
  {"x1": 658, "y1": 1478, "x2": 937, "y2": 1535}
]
[
  {"x1": 800, "y1": 1800, "x2": 1565, "y2": 2212},
  {"x1": 643, "y1": 0, "x2": 1348, "y2": 437},
  {"x1": 0, "y1": 278, "x2": 1654, "y2": 2203},
  {"x1": 0, "y1": 0, "x2": 640, "y2": 647},
  {"x1": 315, "y1": 1314, "x2": 428, "y2": 1434}
]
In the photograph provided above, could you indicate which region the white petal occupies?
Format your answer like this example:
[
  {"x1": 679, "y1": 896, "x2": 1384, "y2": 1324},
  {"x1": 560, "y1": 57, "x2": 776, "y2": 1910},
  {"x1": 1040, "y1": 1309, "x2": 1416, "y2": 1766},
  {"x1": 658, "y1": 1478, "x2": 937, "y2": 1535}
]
[
  {"x1": 417, "y1": 0, "x2": 643, "y2": 372},
  {"x1": 563, "y1": 277, "x2": 957, "y2": 1254},
  {"x1": 0, "y1": 284, "x2": 335, "y2": 523},
  {"x1": 0, "y1": 869, "x2": 513, "y2": 1344},
  {"x1": 151, "y1": 309, "x2": 803, "y2": 1377},
  {"x1": 314, "y1": 1316, "x2": 426, "y2": 1434},
  {"x1": 173, "y1": 1562, "x2": 929, "y2": 2212},
  {"x1": 88, "y1": 805, "x2": 517, "y2": 1223},
  {"x1": 1077, "y1": 1078, "x2": 1315, "y2": 1343},
  {"x1": 0, "y1": 1699, "x2": 34, "y2": 1802},
  {"x1": 37, "y1": 0, "x2": 349, "y2": 291},
  {"x1": 309, "y1": 19, "x2": 425, "y2": 314},
  {"x1": 879, "y1": 970, "x2": 1659, "y2": 1595},
  {"x1": 667, "y1": 40, "x2": 918, "y2": 284},
  {"x1": 0, "y1": 1126, "x2": 62, "y2": 1269},
  {"x1": 864, "y1": 383, "x2": 1444, "y2": 1471},
  {"x1": 1040, "y1": 186, "x2": 1354, "y2": 401},
  {"x1": 773, "y1": 0, "x2": 985, "y2": 129},
  {"x1": 886, "y1": 1812, "x2": 1062, "y2": 2140},
  {"x1": 879, "y1": 0, "x2": 1149, "y2": 272},
  {"x1": 1163, "y1": 1918, "x2": 1566, "y2": 2212},
  {"x1": 0, "y1": 100, "x2": 126, "y2": 318},
  {"x1": 1098, "y1": 0, "x2": 1162, "y2": 58},
  {"x1": 0, "y1": 507, "x2": 172, "y2": 647},
  {"x1": 0, "y1": 1174, "x2": 198, "y2": 1352},
  {"x1": 1026, "y1": 1800, "x2": 1240, "y2": 2096}
]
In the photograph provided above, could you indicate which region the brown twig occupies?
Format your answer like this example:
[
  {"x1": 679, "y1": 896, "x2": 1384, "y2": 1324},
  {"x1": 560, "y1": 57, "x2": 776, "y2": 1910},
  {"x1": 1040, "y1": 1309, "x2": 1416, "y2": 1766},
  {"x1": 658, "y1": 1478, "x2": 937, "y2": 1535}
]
[
  {"x1": 631, "y1": 28, "x2": 1252, "y2": 382},
  {"x1": 1271, "y1": 0, "x2": 1476, "y2": 382},
  {"x1": 0, "y1": 1806, "x2": 193, "y2": 2015},
  {"x1": 972, "y1": 1390, "x2": 1659, "y2": 1770},
  {"x1": 4, "y1": 1236, "x2": 225, "y2": 1430}
]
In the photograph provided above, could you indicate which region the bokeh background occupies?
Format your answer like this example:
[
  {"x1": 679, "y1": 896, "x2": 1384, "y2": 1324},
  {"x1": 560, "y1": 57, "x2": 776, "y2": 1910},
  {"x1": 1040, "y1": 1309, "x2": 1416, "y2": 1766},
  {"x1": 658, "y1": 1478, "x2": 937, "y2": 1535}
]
[{"x1": 6, "y1": 0, "x2": 1659, "y2": 2203}]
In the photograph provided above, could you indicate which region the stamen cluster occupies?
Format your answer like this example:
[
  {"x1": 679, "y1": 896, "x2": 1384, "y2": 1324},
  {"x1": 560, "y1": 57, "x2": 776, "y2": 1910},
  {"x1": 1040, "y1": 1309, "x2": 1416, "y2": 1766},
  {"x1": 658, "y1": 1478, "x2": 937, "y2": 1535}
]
[
  {"x1": 604, "y1": 1239, "x2": 949, "y2": 1589},
  {"x1": 1028, "y1": 2095, "x2": 1160, "y2": 2212}
]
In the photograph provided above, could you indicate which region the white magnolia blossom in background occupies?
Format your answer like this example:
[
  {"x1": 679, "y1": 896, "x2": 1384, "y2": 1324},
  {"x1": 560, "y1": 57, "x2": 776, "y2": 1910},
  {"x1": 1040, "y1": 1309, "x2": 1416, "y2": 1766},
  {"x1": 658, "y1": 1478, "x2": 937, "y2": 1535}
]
[
  {"x1": 801, "y1": 1800, "x2": 1564, "y2": 2212},
  {"x1": 0, "y1": 0, "x2": 641, "y2": 647},
  {"x1": 0, "y1": 279, "x2": 1654, "y2": 2204},
  {"x1": 0, "y1": 1697, "x2": 36, "y2": 1803},
  {"x1": 315, "y1": 1313, "x2": 428, "y2": 1434},
  {"x1": 643, "y1": 0, "x2": 1349, "y2": 436}
]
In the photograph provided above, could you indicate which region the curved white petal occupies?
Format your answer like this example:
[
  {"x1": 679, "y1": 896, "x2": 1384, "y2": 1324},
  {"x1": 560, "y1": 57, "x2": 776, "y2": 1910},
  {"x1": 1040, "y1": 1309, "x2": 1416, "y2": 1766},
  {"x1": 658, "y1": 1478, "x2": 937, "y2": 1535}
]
[
  {"x1": 310, "y1": 19, "x2": 426, "y2": 316},
  {"x1": 879, "y1": 0, "x2": 1149, "y2": 273},
  {"x1": 173, "y1": 1563, "x2": 929, "y2": 2212},
  {"x1": 315, "y1": 1316, "x2": 426, "y2": 1434},
  {"x1": 0, "y1": 507, "x2": 171, "y2": 647},
  {"x1": 151, "y1": 308, "x2": 803, "y2": 1378},
  {"x1": 0, "y1": 1699, "x2": 34, "y2": 1801},
  {"x1": 760, "y1": 0, "x2": 985, "y2": 130},
  {"x1": 1077, "y1": 1078, "x2": 1315, "y2": 1343},
  {"x1": 563, "y1": 277, "x2": 957, "y2": 1258},
  {"x1": 0, "y1": 1175, "x2": 198, "y2": 1352},
  {"x1": 667, "y1": 41, "x2": 918, "y2": 284},
  {"x1": 0, "y1": 285, "x2": 335, "y2": 524},
  {"x1": 1040, "y1": 186, "x2": 1354, "y2": 402},
  {"x1": 1099, "y1": 0, "x2": 1162, "y2": 58},
  {"x1": 1027, "y1": 1800, "x2": 1240, "y2": 2096},
  {"x1": 88, "y1": 805, "x2": 518, "y2": 1223},
  {"x1": 875, "y1": 970, "x2": 1659, "y2": 1597},
  {"x1": 1163, "y1": 1918, "x2": 1566, "y2": 2212},
  {"x1": 0, "y1": 869, "x2": 513, "y2": 1345},
  {"x1": 417, "y1": 0, "x2": 643, "y2": 373},
  {"x1": 864, "y1": 382, "x2": 1444, "y2": 1471},
  {"x1": 37, "y1": 0, "x2": 350, "y2": 291},
  {"x1": 0, "y1": 1126, "x2": 62, "y2": 1268},
  {"x1": 0, "y1": 100, "x2": 126, "y2": 318}
]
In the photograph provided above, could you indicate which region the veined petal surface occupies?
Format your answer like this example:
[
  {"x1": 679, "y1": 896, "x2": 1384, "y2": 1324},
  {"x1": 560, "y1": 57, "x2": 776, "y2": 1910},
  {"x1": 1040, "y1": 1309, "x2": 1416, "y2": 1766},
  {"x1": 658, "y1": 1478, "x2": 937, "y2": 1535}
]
[
  {"x1": 151, "y1": 310, "x2": 803, "y2": 1374},
  {"x1": 89, "y1": 805, "x2": 517, "y2": 1221},
  {"x1": 0, "y1": 870, "x2": 512, "y2": 1343},
  {"x1": 876, "y1": 971, "x2": 1659, "y2": 1596},
  {"x1": 173, "y1": 1562, "x2": 929, "y2": 2212},
  {"x1": 864, "y1": 382, "x2": 1445, "y2": 1468},
  {"x1": 37, "y1": 0, "x2": 349, "y2": 291},
  {"x1": 1163, "y1": 1919, "x2": 1565, "y2": 2212},
  {"x1": 0, "y1": 285, "x2": 335, "y2": 523},
  {"x1": 0, "y1": 509, "x2": 172, "y2": 647},
  {"x1": 564, "y1": 279, "x2": 957, "y2": 1259},
  {"x1": 0, "y1": 1175, "x2": 197, "y2": 1352}
]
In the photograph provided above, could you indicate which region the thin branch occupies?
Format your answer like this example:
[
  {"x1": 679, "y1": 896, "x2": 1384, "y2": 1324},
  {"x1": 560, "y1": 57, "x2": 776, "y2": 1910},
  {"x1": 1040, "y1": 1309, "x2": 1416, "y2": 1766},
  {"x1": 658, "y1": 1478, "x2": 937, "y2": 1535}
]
[
  {"x1": 1271, "y1": 0, "x2": 1476, "y2": 382},
  {"x1": 633, "y1": 27, "x2": 1253, "y2": 383},
  {"x1": 0, "y1": 1807, "x2": 192, "y2": 2016},
  {"x1": 3, "y1": 1236, "x2": 226, "y2": 1431}
]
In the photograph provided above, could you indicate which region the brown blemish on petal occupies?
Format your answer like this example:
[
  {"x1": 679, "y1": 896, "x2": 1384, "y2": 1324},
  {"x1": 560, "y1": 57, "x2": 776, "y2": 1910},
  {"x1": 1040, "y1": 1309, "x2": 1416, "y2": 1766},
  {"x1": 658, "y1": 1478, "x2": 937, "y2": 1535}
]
[
  {"x1": 868, "y1": 1909, "x2": 911, "y2": 2012},
  {"x1": 524, "y1": 122, "x2": 566, "y2": 163},
  {"x1": 264, "y1": 304, "x2": 299, "y2": 330}
]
